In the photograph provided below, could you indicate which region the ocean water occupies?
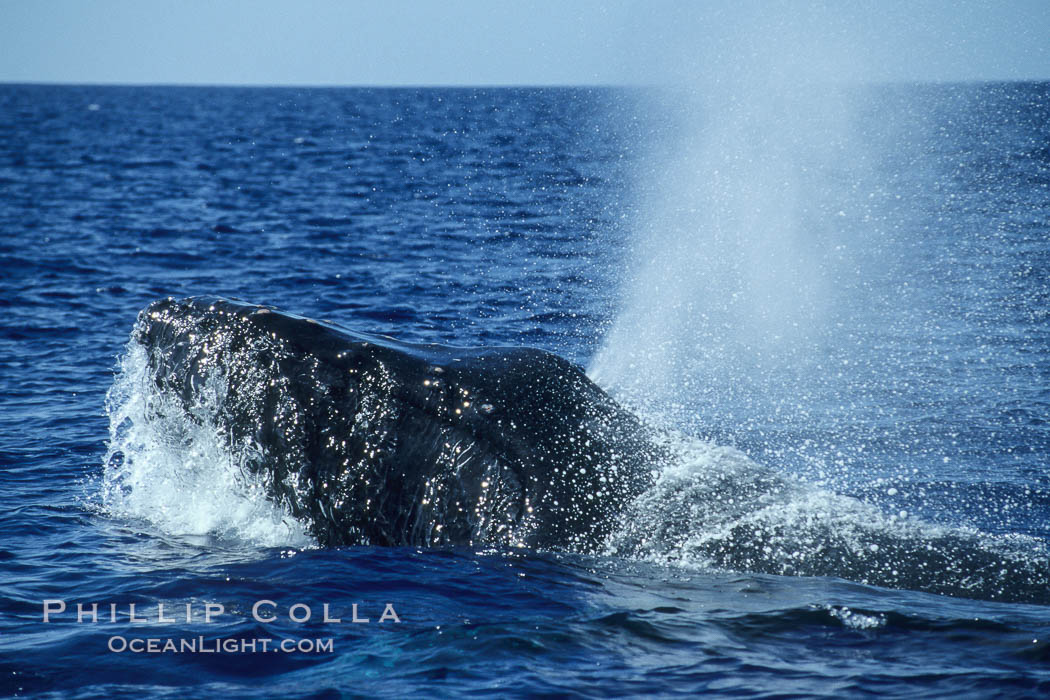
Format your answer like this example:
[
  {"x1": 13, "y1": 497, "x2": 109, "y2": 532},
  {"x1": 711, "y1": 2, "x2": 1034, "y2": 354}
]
[{"x1": 1, "y1": 84, "x2": 1049, "y2": 697}]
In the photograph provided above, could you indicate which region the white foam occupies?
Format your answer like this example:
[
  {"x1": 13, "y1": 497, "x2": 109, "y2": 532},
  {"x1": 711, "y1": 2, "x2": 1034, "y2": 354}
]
[
  {"x1": 828, "y1": 606, "x2": 886, "y2": 630},
  {"x1": 101, "y1": 339, "x2": 314, "y2": 549}
]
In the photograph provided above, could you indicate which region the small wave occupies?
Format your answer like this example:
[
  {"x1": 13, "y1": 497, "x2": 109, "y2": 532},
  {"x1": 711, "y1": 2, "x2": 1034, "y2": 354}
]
[
  {"x1": 100, "y1": 337, "x2": 314, "y2": 549},
  {"x1": 827, "y1": 605, "x2": 887, "y2": 630},
  {"x1": 120, "y1": 159, "x2": 178, "y2": 169},
  {"x1": 305, "y1": 216, "x2": 355, "y2": 228}
]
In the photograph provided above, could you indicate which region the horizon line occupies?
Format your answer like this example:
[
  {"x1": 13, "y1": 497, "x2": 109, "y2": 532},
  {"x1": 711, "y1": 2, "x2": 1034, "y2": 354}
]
[{"x1": 3, "y1": 78, "x2": 1050, "y2": 90}]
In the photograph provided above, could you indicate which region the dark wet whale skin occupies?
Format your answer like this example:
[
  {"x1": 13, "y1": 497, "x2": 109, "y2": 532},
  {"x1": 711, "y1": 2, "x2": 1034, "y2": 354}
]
[{"x1": 135, "y1": 296, "x2": 665, "y2": 550}]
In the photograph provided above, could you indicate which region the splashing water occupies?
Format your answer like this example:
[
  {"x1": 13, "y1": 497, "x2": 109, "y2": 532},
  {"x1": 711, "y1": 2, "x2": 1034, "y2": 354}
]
[
  {"x1": 604, "y1": 432, "x2": 1050, "y2": 603},
  {"x1": 101, "y1": 337, "x2": 313, "y2": 549}
]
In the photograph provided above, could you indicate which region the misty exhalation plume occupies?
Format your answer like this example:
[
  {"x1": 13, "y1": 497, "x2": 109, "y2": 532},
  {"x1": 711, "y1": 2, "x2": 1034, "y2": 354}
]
[{"x1": 590, "y1": 7, "x2": 872, "y2": 436}]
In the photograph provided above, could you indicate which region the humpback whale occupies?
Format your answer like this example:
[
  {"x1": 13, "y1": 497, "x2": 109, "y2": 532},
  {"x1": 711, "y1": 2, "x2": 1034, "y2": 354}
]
[{"x1": 134, "y1": 297, "x2": 666, "y2": 550}]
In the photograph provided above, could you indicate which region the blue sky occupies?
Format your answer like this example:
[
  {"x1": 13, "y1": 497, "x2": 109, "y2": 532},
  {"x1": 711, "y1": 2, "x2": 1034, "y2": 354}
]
[{"x1": 2, "y1": 0, "x2": 1049, "y2": 85}]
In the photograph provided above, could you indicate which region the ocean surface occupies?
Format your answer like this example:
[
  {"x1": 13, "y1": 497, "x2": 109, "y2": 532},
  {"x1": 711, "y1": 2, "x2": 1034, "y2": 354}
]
[{"x1": 1, "y1": 83, "x2": 1049, "y2": 697}]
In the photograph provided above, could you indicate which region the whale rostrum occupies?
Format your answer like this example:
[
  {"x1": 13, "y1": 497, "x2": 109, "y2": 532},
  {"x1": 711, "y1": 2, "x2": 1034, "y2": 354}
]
[{"x1": 134, "y1": 297, "x2": 667, "y2": 550}]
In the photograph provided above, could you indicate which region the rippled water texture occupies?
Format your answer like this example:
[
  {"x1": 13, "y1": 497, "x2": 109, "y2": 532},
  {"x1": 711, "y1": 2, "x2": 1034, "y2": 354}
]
[{"x1": 2, "y1": 85, "x2": 1049, "y2": 697}]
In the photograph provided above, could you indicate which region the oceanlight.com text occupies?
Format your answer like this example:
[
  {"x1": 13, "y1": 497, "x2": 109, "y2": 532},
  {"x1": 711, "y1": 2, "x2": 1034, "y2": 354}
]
[{"x1": 107, "y1": 636, "x2": 334, "y2": 654}]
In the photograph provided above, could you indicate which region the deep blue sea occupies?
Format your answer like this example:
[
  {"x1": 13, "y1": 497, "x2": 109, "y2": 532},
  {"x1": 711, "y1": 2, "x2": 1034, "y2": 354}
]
[{"x1": 1, "y1": 84, "x2": 1049, "y2": 697}]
